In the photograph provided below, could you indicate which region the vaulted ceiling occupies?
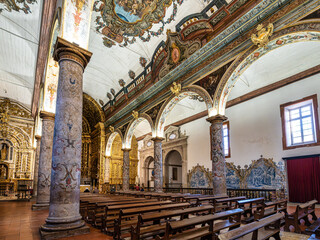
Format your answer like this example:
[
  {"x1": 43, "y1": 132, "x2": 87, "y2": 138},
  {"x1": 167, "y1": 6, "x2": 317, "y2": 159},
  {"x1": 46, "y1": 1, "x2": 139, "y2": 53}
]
[{"x1": 0, "y1": 0, "x2": 214, "y2": 108}]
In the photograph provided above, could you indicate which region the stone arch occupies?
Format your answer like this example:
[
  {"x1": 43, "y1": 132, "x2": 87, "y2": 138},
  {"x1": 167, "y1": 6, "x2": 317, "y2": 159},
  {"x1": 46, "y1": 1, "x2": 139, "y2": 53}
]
[
  {"x1": 105, "y1": 130, "x2": 123, "y2": 157},
  {"x1": 164, "y1": 150, "x2": 183, "y2": 187},
  {"x1": 143, "y1": 156, "x2": 154, "y2": 187},
  {"x1": 213, "y1": 26, "x2": 320, "y2": 115},
  {"x1": 123, "y1": 113, "x2": 154, "y2": 149},
  {"x1": 155, "y1": 85, "x2": 213, "y2": 137}
]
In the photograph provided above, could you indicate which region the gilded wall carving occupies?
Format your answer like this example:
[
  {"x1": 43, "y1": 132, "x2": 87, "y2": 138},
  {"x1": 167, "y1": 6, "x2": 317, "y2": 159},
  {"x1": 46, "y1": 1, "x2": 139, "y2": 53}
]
[
  {"x1": 0, "y1": 98, "x2": 35, "y2": 190},
  {"x1": 109, "y1": 134, "x2": 138, "y2": 185}
]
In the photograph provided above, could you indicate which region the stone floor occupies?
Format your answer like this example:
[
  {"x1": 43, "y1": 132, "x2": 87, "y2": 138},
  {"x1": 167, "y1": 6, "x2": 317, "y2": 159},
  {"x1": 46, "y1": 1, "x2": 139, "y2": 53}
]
[{"x1": 0, "y1": 199, "x2": 318, "y2": 240}]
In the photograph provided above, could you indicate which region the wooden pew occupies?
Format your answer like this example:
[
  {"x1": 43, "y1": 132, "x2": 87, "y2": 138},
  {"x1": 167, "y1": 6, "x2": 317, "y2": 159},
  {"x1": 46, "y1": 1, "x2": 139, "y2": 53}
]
[
  {"x1": 155, "y1": 208, "x2": 243, "y2": 240},
  {"x1": 101, "y1": 200, "x2": 173, "y2": 233},
  {"x1": 306, "y1": 218, "x2": 320, "y2": 238},
  {"x1": 113, "y1": 203, "x2": 190, "y2": 239},
  {"x1": 93, "y1": 199, "x2": 168, "y2": 228},
  {"x1": 218, "y1": 212, "x2": 283, "y2": 240},
  {"x1": 195, "y1": 195, "x2": 229, "y2": 207},
  {"x1": 237, "y1": 197, "x2": 265, "y2": 223},
  {"x1": 284, "y1": 199, "x2": 318, "y2": 233},
  {"x1": 213, "y1": 196, "x2": 246, "y2": 212},
  {"x1": 130, "y1": 205, "x2": 214, "y2": 240},
  {"x1": 254, "y1": 199, "x2": 288, "y2": 221}
]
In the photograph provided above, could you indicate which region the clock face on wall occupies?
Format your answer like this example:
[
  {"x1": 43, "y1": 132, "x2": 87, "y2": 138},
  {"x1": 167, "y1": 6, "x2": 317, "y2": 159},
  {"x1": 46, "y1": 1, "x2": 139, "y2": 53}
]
[{"x1": 147, "y1": 141, "x2": 152, "y2": 147}]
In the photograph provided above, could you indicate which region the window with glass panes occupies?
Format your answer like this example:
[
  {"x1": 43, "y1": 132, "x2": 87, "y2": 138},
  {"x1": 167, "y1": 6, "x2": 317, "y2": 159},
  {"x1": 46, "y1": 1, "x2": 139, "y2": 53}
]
[
  {"x1": 280, "y1": 95, "x2": 320, "y2": 150},
  {"x1": 223, "y1": 122, "x2": 230, "y2": 157},
  {"x1": 288, "y1": 104, "x2": 315, "y2": 145}
]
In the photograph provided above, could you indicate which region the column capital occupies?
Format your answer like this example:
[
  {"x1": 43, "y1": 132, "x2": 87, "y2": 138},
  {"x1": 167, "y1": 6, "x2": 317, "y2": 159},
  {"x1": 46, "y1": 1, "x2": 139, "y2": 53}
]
[
  {"x1": 35, "y1": 135, "x2": 42, "y2": 140},
  {"x1": 121, "y1": 148, "x2": 131, "y2": 152},
  {"x1": 151, "y1": 137, "x2": 165, "y2": 142},
  {"x1": 54, "y1": 37, "x2": 92, "y2": 69},
  {"x1": 206, "y1": 114, "x2": 228, "y2": 124},
  {"x1": 40, "y1": 111, "x2": 55, "y2": 121}
]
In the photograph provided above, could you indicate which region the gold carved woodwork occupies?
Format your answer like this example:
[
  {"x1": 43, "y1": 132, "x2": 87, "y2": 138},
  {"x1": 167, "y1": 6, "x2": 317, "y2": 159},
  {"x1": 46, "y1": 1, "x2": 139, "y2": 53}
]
[
  {"x1": 132, "y1": 110, "x2": 139, "y2": 120},
  {"x1": 0, "y1": 98, "x2": 34, "y2": 189},
  {"x1": 251, "y1": 23, "x2": 273, "y2": 48},
  {"x1": 109, "y1": 134, "x2": 139, "y2": 185},
  {"x1": 170, "y1": 82, "x2": 182, "y2": 96}
]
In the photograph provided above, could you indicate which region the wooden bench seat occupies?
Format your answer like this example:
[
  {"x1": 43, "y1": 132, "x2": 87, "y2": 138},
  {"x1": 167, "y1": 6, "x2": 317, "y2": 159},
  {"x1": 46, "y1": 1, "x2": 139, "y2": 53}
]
[
  {"x1": 213, "y1": 196, "x2": 246, "y2": 212},
  {"x1": 155, "y1": 208, "x2": 243, "y2": 240},
  {"x1": 254, "y1": 199, "x2": 287, "y2": 221},
  {"x1": 112, "y1": 203, "x2": 190, "y2": 239},
  {"x1": 100, "y1": 200, "x2": 173, "y2": 232},
  {"x1": 218, "y1": 212, "x2": 283, "y2": 240},
  {"x1": 305, "y1": 218, "x2": 320, "y2": 238},
  {"x1": 284, "y1": 199, "x2": 318, "y2": 233},
  {"x1": 237, "y1": 197, "x2": 265, "y2": 223},
  {"x1": 130, "y1": 205, "x2": 214, "y2": 240}
]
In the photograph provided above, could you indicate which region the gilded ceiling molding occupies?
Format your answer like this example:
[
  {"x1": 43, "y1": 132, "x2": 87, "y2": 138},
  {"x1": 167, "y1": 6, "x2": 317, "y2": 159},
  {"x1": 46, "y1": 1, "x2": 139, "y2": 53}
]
[
  {"x1": 154, "y1": 85, "x2": 213, "y2": 138},
  {"x1": 105, "y1": 129, "x2": 124, "y2": 157},
  {"x1": 123, "y1": 113, "x2": 155, "y2": 149}
]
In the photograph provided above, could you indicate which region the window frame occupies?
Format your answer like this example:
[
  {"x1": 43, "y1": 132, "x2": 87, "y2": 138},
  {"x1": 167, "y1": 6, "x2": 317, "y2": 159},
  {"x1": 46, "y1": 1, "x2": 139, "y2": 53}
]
[
  {"x1": 223, "y1": 121, "x2": 231, "y2": 158},
  {"x1": 280, "y1": 94, "x2": 320, "y2": 150}
]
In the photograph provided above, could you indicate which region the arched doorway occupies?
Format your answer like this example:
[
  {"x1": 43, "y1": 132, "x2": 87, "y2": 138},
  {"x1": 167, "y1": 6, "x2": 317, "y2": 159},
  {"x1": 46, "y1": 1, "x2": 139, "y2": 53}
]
[
  {"x1": 164, "y1": 150, "x2": 182, "y2": 188},
  {"x1": 145, "y1": 156, "x2": 154, "y2": 188}
]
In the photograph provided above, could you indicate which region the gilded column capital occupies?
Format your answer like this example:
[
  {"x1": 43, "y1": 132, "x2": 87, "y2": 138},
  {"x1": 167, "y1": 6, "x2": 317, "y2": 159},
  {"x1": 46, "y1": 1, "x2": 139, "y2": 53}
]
[
  {"x1": 53, "y1": 37, "x2": 92, "y2": 70},
  {"x1": 39, "y1": 111, "x2": 55, "y2": 121},
  {"x1": 206, "y1": 114, "x2": 228, "y2": 124},
  {"x1": 151, "y1": 137, "x2": 165, "y2": 142}
]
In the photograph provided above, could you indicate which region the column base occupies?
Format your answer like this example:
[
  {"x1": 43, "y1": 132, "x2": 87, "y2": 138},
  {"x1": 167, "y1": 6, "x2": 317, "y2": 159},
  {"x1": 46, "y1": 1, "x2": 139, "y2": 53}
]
[
  {"x1": 32, "y1": 203, "x2": 49, "y2": 210},
  {"x1": 40, "y1": 220, "x2": 90, "y2": 240}
]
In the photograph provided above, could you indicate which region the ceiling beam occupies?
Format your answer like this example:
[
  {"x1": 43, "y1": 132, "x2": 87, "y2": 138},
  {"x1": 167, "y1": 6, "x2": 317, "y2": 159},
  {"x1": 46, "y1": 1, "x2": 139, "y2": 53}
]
[{"x1": 31, "y1": 0, "x2": 57, "y2": 118}]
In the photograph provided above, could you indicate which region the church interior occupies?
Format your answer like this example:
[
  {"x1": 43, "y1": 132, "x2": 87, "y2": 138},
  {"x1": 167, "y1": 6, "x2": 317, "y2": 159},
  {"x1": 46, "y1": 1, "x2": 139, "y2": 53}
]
[{"x1": 0, "y1": 0, "x2": 320, "y2": 239}]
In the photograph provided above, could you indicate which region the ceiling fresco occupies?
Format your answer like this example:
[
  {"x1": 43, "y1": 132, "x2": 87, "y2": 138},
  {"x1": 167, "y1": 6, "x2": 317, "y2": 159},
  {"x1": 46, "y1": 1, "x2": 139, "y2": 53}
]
[
  {"x1": 0, "y1": 0, "x2": 37, "y2": 14},
  {"x1": 93, "y1": 0, "x2": 184, "y2": 47}
]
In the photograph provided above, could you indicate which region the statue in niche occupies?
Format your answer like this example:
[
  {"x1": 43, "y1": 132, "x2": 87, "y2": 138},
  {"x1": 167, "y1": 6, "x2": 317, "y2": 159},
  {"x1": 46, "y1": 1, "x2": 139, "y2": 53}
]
[
  {"x1": 0, "y1": 143, "x2": 9, "y2": 161},
  {"x1": 0, "y1": 165, "x2": 7, "y2": 179}
]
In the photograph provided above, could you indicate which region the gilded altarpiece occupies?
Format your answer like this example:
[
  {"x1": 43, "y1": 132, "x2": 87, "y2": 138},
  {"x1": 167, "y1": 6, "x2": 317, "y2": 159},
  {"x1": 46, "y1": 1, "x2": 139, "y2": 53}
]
[
  {"x1": 81, "y1": 94, "x2": 106, "y2": 188},
  {"x1": 109, "y1": 135, "x2": 138, "y2": 185},
  {"x1": 0, "y1": 98, "x2": 35, "y2": 192}
]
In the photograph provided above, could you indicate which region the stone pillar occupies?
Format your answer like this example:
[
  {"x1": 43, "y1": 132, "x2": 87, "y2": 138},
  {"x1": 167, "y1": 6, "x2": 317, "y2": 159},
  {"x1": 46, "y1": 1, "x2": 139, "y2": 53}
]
[
  {"x1": 152, "y1": 137, "x2": 164, "y2": 192},
  {"x1": 32, "y1": 112, "x2": 55, "y2": 210},
  {"x1": 40, "y1": 37, "x2": 92, "y2": 239},
  {"x1": 122, "y1": 149, "x2": 131, "y2": 191},
  {"x1": 207, "y1": 115, "x2": 228, "y2": 197},
  {"x1": 32, "y1": 135, "x2": 42, "y2": 197}
]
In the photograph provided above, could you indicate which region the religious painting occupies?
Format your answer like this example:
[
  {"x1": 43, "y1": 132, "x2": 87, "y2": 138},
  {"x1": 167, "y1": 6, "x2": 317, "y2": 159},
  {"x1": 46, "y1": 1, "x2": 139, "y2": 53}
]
[
  {"x1": 93, "y1": 0, "x2": 181, "y2": 47},
  {"x1": 171, "y1": 43, "x2": 180, "y2": 64},
  {"x1": 113, "y1": 0, "x2": 157, "y2": 23},
  {"x1": 0, "y1": 143, "x2": 9, "y2": 161},
  {"x1": 0, "y1": 164, "x2": 8, "y2": 179},
  {"x1": 226, "y1": 167, "x2": 240, "y2": 189},
  {"x1": 62, "y1": 0, "x2": 94, "y2": 49},
  {"x1": 188, "y1": 165, "x2": 211, "y2": 188}
]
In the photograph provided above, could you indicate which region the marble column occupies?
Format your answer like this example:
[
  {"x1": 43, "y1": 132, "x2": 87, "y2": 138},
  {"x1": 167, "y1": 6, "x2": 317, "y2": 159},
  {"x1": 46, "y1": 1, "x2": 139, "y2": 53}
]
[
  {"x1": 32, "y1": 135, "x2": 41, "y2": 197},
  {"x1": 152, "y1": 137, "x2": 164, "y2": 192},
  {"x1": 40, "y1": 37, "x2": 92, "y2": 239},
  {"x1": 32, "y1": 112, "x2": 55, "y2": 210},
  {"x1": 122, "y1": 149, "x2": 130, "y2": 191},
  {"x1": 207, "y1": 115, "x2": 228, "y2": 197}
]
